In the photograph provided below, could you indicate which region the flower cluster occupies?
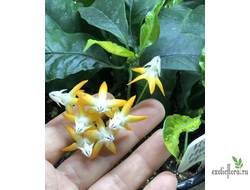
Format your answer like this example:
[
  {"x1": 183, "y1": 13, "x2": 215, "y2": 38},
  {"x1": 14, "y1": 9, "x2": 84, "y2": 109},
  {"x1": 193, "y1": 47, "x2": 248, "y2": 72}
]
[{"x1": 49, "y1": 81, "x2": 147, "y2": 159}]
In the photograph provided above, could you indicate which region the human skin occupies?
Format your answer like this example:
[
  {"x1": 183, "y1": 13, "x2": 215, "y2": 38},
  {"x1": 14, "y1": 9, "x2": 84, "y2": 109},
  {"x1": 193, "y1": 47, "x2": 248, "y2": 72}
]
[{"x1": 45, "y1": 93, "x2": 177, "y2": 190}]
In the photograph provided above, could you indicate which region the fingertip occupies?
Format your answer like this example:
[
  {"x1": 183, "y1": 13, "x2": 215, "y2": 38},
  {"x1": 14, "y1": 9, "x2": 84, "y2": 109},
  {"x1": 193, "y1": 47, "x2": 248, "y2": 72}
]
[{"x1": 144, "y1": 171, "x2": 178, "y2": 190}]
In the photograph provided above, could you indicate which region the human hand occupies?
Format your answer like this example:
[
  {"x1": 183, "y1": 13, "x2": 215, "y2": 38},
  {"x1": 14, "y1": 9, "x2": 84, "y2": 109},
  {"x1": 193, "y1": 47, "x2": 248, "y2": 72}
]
[{"x1": 45, "y1": 93, "x2": 177, "y2": 190}]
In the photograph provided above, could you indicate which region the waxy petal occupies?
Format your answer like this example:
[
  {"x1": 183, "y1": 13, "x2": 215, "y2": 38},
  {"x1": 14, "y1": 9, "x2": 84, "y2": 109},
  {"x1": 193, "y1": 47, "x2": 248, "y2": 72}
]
[
  {"x1": 98, "y1": 81, "x2": 108, "y2": 101},
  {"x1": 95, "y1": 117, "x2": 106, "y2": 131},
  {"x1": 155, "y1": 77, "x2": 165, "y2": 96},
  {"x1": 105, "y1": 142, "x2": 116, "y2": 154},
  {"x1": 83, "y1": 129, "x2": 101, "y2": 140},
  {"x1": 121, "y1": 96, "x2": 136, "y2": 116},
  {"x1": 78, "y1": 98, "x2": 87, "y2": 118},
  {"x1": 78, "y1": 93, "x2": 96, "y2": 106},
  {"x1": 90, "y1": 141, "x2": 103, "y2": 159},
  {"x1": 132, "y1": 67, "x2": 147, "y2": 74},
  {"x1": 69, "y1": 80, "x2": 88, "y2": 97},
  {"x1": 62, "y1": 113, "x2": 77, "y2": 123},
  {"x1": 66, "y1": 125, "x2": 78, "y2": 142},
  {"x1": 147, "y1": 75, "x2": 156, "y2": 94},
  {"x1": 125, "y1": 115, "x2": 148, "y2": 123},
  {"x1": 107, "y1": 99, "x2": 127, "y2": 109},
  {"x1": 127, "y1": 73, "x2": 147, "y2": 85},
  {"x1": 65, "y1": 104, "x2": 74, "y2": 115},
  {"x1": 124, "y1": 123, "x2": 132, "y2": 130},
  {"x1": 62, "y1": 142, "x2": 78, "y2": 151}
]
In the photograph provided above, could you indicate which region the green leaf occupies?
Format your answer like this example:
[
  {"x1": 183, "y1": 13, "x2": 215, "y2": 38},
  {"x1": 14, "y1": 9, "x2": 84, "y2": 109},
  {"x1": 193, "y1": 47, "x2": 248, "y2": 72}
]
[
  {"x1": 165, "y1": 0, "x2": 183, "y2": 9},
  {"x1": 84, "y1": 39, "x2": 135, "y2": 57},
  {"x1": 125, "y1": 0, "x2": 163, "y2": 51},
  {"x1": 139, "y1": 1, "x2": 165, "y2": 53},
  {"x1": 179, "y1": 5, "x2": 205, "y2": 39},
  {"x1": 75, "y1": 0, "x2": 95, "y2": 7},
  {"x1": 199, "y1": 45, "x2": 205, "y2": 86},
  {"x1": 78, "y1": 0, "x2": 129, "y2": 46},
  {"x1": 239, "y1": 158, "x2": 242, "y2": 165},
  {"x1": 45, "y1": 28, "x2": 114, "y2": 83},
  {"x1": 241, "y1": 163, "x2": 243, "y2": 168},
  {"x1": 140, "y1": 4, "x2": 205, "y2": 72},
  {"x1": 163, "y1": 114, "x2": 201, "y2": 158},
  {"x1": 232, "y1": 156, "x2": 238, "y2": 163},
  {"x1": 235, "y1": 166, "x2": 240, "y2": 169},
  {"x1": 45, "y1": 0, "x2": 85, "y2": 33}
]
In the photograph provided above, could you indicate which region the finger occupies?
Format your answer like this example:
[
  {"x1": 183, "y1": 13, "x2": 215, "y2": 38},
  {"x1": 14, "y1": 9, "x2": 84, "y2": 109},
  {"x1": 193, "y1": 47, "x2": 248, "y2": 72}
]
[
  {"x1": 57, "y1": 99, "x2": 165, "y2": 189},
  {"x1": 143, "y1": 171, "x2": 177, "y2": 190},
  {"x1": 88, "y1": 129, "x2": 171, "y2": 190},
  {"x1": 45, "y1": 93, "x2": 114, "y2": 165}
]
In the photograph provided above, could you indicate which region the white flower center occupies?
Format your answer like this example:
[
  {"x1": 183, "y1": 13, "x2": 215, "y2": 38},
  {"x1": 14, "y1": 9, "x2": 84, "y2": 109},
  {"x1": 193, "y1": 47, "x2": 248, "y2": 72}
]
[
  {"x1": 108, "y1": 113, "x2": 124, "y2": 130},
  {"x1": 99, "y1": 129, "x2": 114, "y2": 144},
  {"x1": 78, "y1": 137, "x2": 94, "y2": 157},
  {"x1": 94, "y1": 98, "x2": 110, "y2": 113},
  {"x1": 75, "y1": 117, "x2": 91, "y2": 134}
]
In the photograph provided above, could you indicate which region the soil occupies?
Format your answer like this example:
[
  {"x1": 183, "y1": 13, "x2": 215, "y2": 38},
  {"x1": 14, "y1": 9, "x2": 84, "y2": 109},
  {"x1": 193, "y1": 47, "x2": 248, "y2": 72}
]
[{"x1": 45, "y1": 88, "x2": 204, "y2": 189}]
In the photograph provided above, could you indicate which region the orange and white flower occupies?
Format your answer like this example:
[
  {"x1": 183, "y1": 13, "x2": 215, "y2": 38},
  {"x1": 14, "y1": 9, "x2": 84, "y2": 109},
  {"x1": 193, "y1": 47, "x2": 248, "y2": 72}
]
[
  {"x1": 83, "y1": 118, "x2": 118, "y2": 159},
  {"x1": 127, "y1": 56, "x2": 165, "y2": 96},
  {"x1": 77, "y1": 81, "x2": 126, "y2": 117},
  {"x1": 49, "y1": 80, "x2": 88, "y2": 114},
  {"x1": 107, "y1": 96, "x2": 147, "y2": 130},
  {"x1": 62, "y1": 125, "x2": 96, "y2": 157},
  {"x1": 62, "y1": 98, "x2": 98, "y2": 134}
]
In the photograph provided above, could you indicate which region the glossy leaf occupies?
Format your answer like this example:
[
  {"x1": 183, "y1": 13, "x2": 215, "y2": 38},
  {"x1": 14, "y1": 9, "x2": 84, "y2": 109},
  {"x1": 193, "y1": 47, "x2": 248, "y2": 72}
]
[
  {"x1": 139, "y1": 1, "x2": 165, "y2": 53},
  {"x1": 163, "y1": 114, "x2": 201, "y2": 158},
  {"x1": 45, "y1": 28, "x2": 114, "y2": 83},
  {"x1": 125, "y1": 0, "x2": 162, "y2": 51},
  {"x1": 78, "y1": 0, "x2": 129, "y2": 46},
  {"x1": 180, "y1": 5, "x2": 205, "y2": 39},
  {"x1": 45, "y1": 0, "x2": 85, "y2": 33},
  {"x1": 140, "y1": 4, "x2": 205, "y2": 72},
  {"x1": 84, "y1": 39, "x2": 135, "y2": 57},
  {"x1": 75, "y1": 0, "x2": 95, "y2": 7},
  {"x1": 199, "y1": 45, "x2": 205, "y2": 86},
  {"x1": 165, "y1": 0, "x2": 183, "y2": 9}
]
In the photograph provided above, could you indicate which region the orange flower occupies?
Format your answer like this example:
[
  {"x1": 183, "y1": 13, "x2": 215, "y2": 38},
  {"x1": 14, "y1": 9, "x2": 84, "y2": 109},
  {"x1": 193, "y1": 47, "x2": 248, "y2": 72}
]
[
  {"x1": 62, "y1": 125, "x2": 97, "y2": 157},
  {"x1": 77, "y1": 81, "x2": 126, "y2": 117},
  {"x1": 62, "y1": 98, "x2": 99, "y2": 134},
  {"x1": 83, "y1": 118, "x2": 118, "y2": 159},
  {"x1": 49, "y1": 80, "x2": 88, "y2": 114},
  {"x1": 107, "y1": 96, "x2": 147, "y2": 130},
  {"x1": 127, "y1": 56, "x2": 165, "y2": 96}
]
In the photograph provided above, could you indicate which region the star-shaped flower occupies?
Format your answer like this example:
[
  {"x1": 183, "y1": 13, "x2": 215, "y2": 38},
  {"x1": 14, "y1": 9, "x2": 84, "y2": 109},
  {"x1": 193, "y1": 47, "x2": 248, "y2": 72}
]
[
  {"x1": 77, "y1": 81, "x2": 127, "y2": 117},
  {"x1": 127, "y1": 56, "x2": 165, "y2": 96},
  {"x1": 49, "y1": 80, "x2": 88, "y2": 114},
  {"x1": 62, "y1": 98, "x2": 99, "y2": 134},
  {"x1": 107, "y1": 96, "x2": 147, "y2": 130},
  {"x1": 83, "y1": 118, "x2": 118, "y2": 159},
  {"x1": 62, "y1": 125, "x2": 97, "y2": 157}
]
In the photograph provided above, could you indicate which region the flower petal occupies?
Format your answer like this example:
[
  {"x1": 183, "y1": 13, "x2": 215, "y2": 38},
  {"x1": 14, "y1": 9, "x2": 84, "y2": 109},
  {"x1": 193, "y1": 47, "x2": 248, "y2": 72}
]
[
  {"x1": 95, "y1": 117, "x2": 106, "y2": 131},
  {"x1": 125, "y1": 115, "x2": 148, "y2": 123},
  {"x1": 123, "y1": 123, "x2": 132, "y2": 130},
  {"x1": 132, "y1": 67, "x2": 147, "y2": 74},
  {"x1": 105, "y1": 142, "x2": 116, "y2": 154},
  {"x1": 66, "y1": 125, "x2": 78, "y2": 142},
  {"x1": 78, "y1": 93, "x2": 96, "y2": 106},
  {"x1": 121, "y1": 95, "x2": 136, "y2": 116},
  {"x1": 78, "y1": 98, "x2": 87, "y2": 118},
  {"x1": 98, "y1": 81, "x2": 108, "y2": 101},
  {"x1": 83, "y1": 129, "x2": 101, "y2": 140},
  {"x1": 62, "y1": 142, "x2": 78, "y2": 151},
  {"x1": 127, "y1": 73, "x2": 147, "y2": 85},
  {"x1": 107, "y1": 99, "x2": 127, "y2": 109},
  {"x1": 90, "y1": 141, "x2": 103, "y2": 159},
  {"x1": 65, "y1": 104, "x2": 74, "y2": 115},
  {"x1": 62, "y1": 113, "x2": 77, "y2": 123},
  {"x1": 155, "y1": 77, "x2": 165, "y2": 96},
  {"x1": 69, "y1": 80, "x2": 88, "y2": 97},
  {"x1": 147, "y1": 75, "x2": 156, "y2": 94}
]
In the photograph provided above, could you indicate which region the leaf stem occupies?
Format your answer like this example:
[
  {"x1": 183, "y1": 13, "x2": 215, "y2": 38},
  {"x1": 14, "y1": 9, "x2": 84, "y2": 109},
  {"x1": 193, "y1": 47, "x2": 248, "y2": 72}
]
[
  {"x1": 127, "y1": 66, "x2": 133, "y2": 100},
  {"x1": 183, "y1": 131, "x2": 189, "y2": 155},
  {"x1": 135, "y1": 81, "x2": 148, "y2": 105}
]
